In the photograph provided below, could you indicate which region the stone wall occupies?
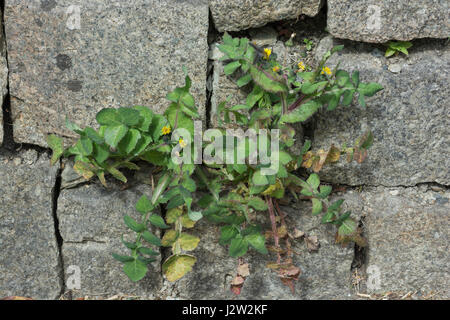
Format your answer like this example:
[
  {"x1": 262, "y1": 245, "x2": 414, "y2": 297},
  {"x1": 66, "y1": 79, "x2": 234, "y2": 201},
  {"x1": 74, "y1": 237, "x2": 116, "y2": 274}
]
[{"x1": 0, "y1": 1, "x2": 448, "y2": 300}]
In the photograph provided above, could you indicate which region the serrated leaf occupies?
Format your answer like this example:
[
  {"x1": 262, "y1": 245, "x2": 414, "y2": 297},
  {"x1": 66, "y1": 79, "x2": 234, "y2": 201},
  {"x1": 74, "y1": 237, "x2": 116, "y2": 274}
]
[
  {"x1": 142, "y1": 230, "x2": 162, "y2": 246},
  {"x1": 149, "y1": 214, "x2": 170, "y2": 229},
  {"x1": 219, "y1": 225, "x2": 239, "y2": 245},
  {"x1": 104, "y1": 125, "x2": 128, "y2": 148},
  {"x1": 166, "y1": 207, "x2": 183, "y2": 224},
  {"x1": 107, "y1": 167, "x2": 127, "y2": 183},
  {"x1": 47, "y1": 134, "x2": 63, "y2": 165},
  {"x1": 236, "y1": 74, "x2": 252, "y2": 87},
  {"x1": 224, "y1": 61, "x2": 241, "y2": 75},
  {"x1": 229, "y1": 236, "x2": 248, "y2": 257},
  {"x1": 118, "y1": 107, "x2": 140, "y2": 126},
  {"x1": 249, "y1": 66, "x2": 288, "y2": 94},
  {"x1": 307, "y1": 173, "x2": 320, "y2": 190},
  {"x1": 136, "y1": 195, "x2": 152, "y2": 214},
  {"x1": 248, "y1": 197, "x2": 268, "y2": 211},
  {"x1": 312, "y1": 198, "x2": 323, "y2": 215},
  {"x1": 281, "y1": 100, "x2": 321, "y2": 123},
  {"x1": 181, "y1": 214, "x2": 196, "y2": 229},
  {"x1": 178, "y1": 233, "x2": 200, "y2": 251},
  {"x1": 133, "y1": 106, "x2": 153, "y2": 132},
  {"x1": 123, "y1": 215, "x2": 145, "y2": 233},
  {"x1": 96, "y1": 108, "x2": 121, "y2": 126},
  {"x1": 138, "y1": 247, "x2": 159, "y2": 256},
  {"x1": 245, "y1": 233, "x2": 268, "y2": 254},
  {"x1": 161, "y1": 229, "x2": 178, "y2": 247},
  {"x1": 338, "y1": 218, "x2": 357, "y2": 236},
  {"x1": 118, "y1": 128, "x2": 141, "y2": 154},
  {"x1": 123, "y1": 259, "x2": 148, "y2": 282},
  {"x1": 111, "y1": 253, "x2": 135, "y2": 263},
  {"x1": 252, "y1": 170, "x2": 269, "y2": 186},
  {"x1": 162, "y1": 254, "x2": 196, "y2": 282}
]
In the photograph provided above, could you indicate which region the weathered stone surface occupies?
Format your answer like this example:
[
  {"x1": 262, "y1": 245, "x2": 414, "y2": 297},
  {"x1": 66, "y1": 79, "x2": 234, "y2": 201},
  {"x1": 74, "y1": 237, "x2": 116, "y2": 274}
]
[
  {"x1": 361, "y1": 186, "x2": 449, "y2": 298},
  {"x1": 58, "y1": 169, "x2": 162, "y2": 298},
  {"x1": 327, "y1": 0, "x2": 450, "y2": 43},
  {"x1": 312, "y1": 37, "x2": 450, "y2": 186},
  {"x1": 5, "y1": 0, "x2": 209, "y2": 147},
  {"x1": 0, "y1": 149, "x2": 61, "y2": 299},
  {"x1": 0, "y1": 8, "x2": 8, "y2": 146},
  {"x1": 210, "y1": 0, "x2": 324, "y2": 32},
  {"x1": 162, "y1": 194, "x2": 358, "y2": 299}
]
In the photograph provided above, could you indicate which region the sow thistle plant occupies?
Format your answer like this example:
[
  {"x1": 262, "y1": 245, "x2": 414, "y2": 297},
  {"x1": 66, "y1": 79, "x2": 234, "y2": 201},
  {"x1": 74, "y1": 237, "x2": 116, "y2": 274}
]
[{"x1": 47, "y1": 32, "x2": 383, "y2": 292}]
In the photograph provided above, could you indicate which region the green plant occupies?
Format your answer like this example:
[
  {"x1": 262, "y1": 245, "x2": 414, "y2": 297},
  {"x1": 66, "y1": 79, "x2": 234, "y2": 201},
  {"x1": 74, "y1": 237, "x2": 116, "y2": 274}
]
[
  {"x1": 303, "y1": 38, "x2": 314, "y2": 51},
  {"x1": 48, "y1": 33, "x2": 382, "y2": 292},
  {"x1": 385, "y1": 41, "x2": 412, "y2": 57}
]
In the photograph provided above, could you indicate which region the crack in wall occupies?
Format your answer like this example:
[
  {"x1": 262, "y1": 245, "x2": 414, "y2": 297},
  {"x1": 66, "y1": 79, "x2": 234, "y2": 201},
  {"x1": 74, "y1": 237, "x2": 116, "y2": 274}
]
[{"x1": 51, "y1": 163, "x2": 66, "y2": 299}]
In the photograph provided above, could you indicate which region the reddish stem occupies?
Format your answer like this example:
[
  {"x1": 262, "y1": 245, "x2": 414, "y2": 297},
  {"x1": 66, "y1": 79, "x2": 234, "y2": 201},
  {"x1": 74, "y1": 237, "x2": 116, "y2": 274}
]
[{"x1": 266, "y1": 196, "x2": 281, "y2": 264}]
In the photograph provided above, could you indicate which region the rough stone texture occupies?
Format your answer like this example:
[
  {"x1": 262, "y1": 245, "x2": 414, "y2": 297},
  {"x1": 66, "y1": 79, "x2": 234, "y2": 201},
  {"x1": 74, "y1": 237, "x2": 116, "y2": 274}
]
[
  {"x1": 0, "y1": 149, "x2": 61, "y2": 299},
  {"x1": 361, "y1": 186, "x2": 449, "y2": 298},
  {"x1": 57, "y1": 167, "x2": 162, "y2": 298},
  {"x1": 162, "y1": 194, "x2": 358, "y2": 300},
  {"x1": 210, "y1": 0, "x2": 324, "y2": 32},
  {"x1": 4, "y1": 0, "x2": 209, "y2": 147},
  {"x1": 327, "y1": 0, "x2": 450, "y2": 43},
  {"x1": 312, "y1": 37, "x2": 450, "y2": 186},
  {"x1": 0, "y1": 8, "x2": 8, "y2": 146}
]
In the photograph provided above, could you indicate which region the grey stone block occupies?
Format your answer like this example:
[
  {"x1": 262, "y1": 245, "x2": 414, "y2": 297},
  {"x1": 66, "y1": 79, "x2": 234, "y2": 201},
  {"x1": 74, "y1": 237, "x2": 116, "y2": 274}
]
[
  {"x1": 0, "y1": 149, "x2": 61, "y2": 299},
  {"x1": 5, "y1": 0, "x2": 209, "y2": 146},
  {"x1": 327, "y1": 0, "x2": 450, "y2": 43}
]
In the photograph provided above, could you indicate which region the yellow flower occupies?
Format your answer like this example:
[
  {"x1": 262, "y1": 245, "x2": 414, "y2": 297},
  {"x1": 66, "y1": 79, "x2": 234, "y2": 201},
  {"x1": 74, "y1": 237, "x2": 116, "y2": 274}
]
[
  {"x1": 297, "y1": 61, "x2": 305, "y2": 71},
  {"x1": 179, "y1": 138, "x2": 187, "y2": 148},
  {"x1": 321, "y1": 66, "x2": 332, "y2": 76},
  {"x1": 263, "y1": 48, "x2": 272, "y2": 60},
  {"x1": 272, "y1": 66, "x2": 280, "y2": 72},
  {"x1": 161, "y1": 125, "x2": 171, "y2": 135}
]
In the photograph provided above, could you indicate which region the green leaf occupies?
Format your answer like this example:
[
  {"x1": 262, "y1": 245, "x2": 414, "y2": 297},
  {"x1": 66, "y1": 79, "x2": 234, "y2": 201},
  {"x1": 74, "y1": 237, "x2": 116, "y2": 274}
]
[
  {"x1": 118, "y1": 128, "x2": 141, "y2": 154},
  {"x1": 77, "y1": 137, "x2": 93, "y2": 156},
  {"x1": 249, "y1": 65, "x2": 288, "y2": 94},
  {"x1": 111, "y1": 253, "x2": 134, "y2": 263},
  {"x1": 338, "y1": 218, "x2": 357, "y2": 236},
  {"x1": 123, "y1": 259, "x2": 148, "y2": 282},
  {"x1": 133, "y1": 106, "x2": 153, "y2": 132},
  {"x1": 307, "y1": 173, "x2": 320, "y2": 190},
  {"x1": 104, "y1": 125, "x2": 128, "y2": 148},
  {"x1": 138, "y1": 247, "x2": 160, "y2": 256},
  {"x1": 107, "y1": 167, "x2": 127, "y2": 183},
  {"x1": 223, "y1": 61, "x2": 241, "y2": 75},
  {"x1": 123, "y1": 215, "x2": 145, "y2": 233},
  {"x1": 118, "y1": 107, "x2": 140, "y2": 126},
  {"x1": 281, "y1": 100, "x2": 321, "y2": 123},
  {"x1": 312, "y1": 198, "x2": 322, "y2": 215},
  {"x1": 219, "y1": 225, "x2": 238, "y2": 245},
  {"x1": 149, "y1": 214, "x2": 170, "y2": 229},
  {"x1": 317, "y1": 185, "x2": 332, "y2": 198},
  {"x1": 246, "y1": 85, "x2": 264, "y2": 108},
  {"x1": 252, "y1": 170, "x2": 269, "y2": 186},
  {"x1": 352, "y1": 71, "x2": 360, "y2": 87},
  {"x1": 248, "y1": 197, "x2": 268, "y2": 211},
  {"x1": 140, "y1": 150, "x2": 167, "y2": 166},
  {"x1": 142, "y1": 230, "x2": 162, "y2": 246},
  {"x1": 229, "y1": 236, "x2": 249, "y2": 257},
  {"x1": 188, "y1": 210, "x2": 203, "y2": 222},
  {"x1": 162, "y1": 254, "x2": 196, "y2": 282},
  {"x1": 245, "y1": 233, "x2": 268, "y2": 254},
  {"x1": 358, "y1": 82, "x2": 384, "y2": 97},
  {"x1": 236, "y1": 74, "x2": 252, "y2": 87},
  {"x1": 96, "y1": 108, "x2": 121, "y2": 126},
  {"x1": 47, "y1": 134, "x2": 64, "y2": 165},
  {"x1": 136, "y1": 195, "x2": 153, "y2": 214}
]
